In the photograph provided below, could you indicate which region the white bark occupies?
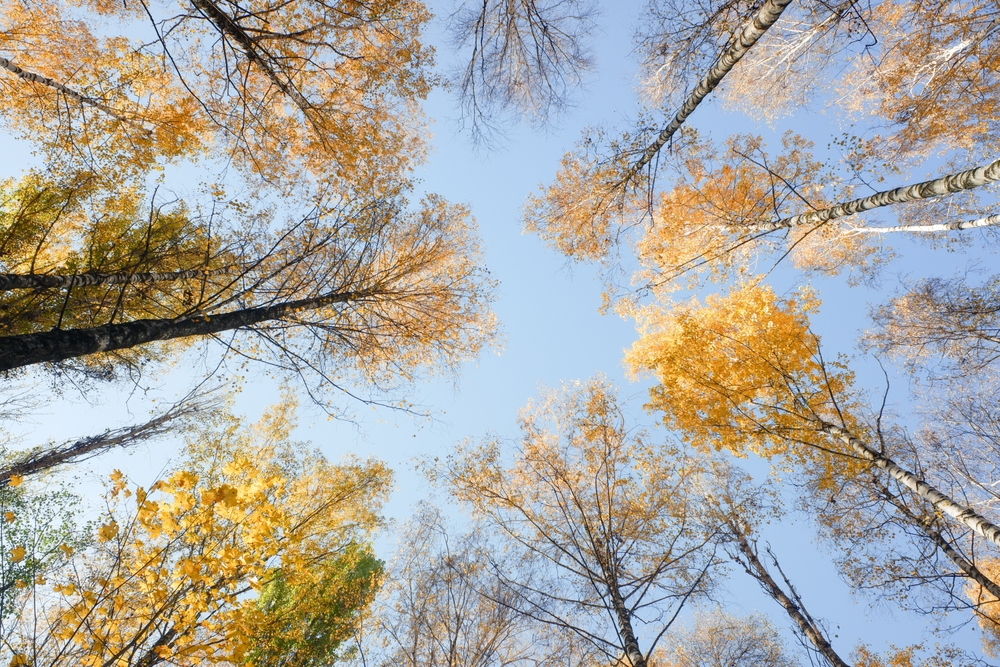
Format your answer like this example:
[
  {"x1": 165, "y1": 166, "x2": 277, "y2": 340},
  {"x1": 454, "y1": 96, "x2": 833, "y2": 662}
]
[
  {"x1": 849, "y1": 212, "x2": 1000, "y2": 234},
  {"x1": 0, "y1": 55, "x2": 146, "y2": 130},
  {"x1": 630, "y1": 0, "x2": 795, "y2": 176},
  {"x1": 819, "y1": 420, "x2": 1000, "y2": 549},
  {"x1": 755, "y1": 158, "x2": 1000, "y2": 231}
]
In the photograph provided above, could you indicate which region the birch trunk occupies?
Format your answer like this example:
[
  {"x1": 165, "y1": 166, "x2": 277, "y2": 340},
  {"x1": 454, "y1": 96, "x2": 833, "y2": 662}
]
[
  {"x1": 630, "y1": 0, "x2": 795, "y2": 176},
  {"x1": 818, "y1": 420, "x2": 1000, "y2": 549},
  {"x1": 0, "y1": 55, "x2": 145, "y2": 129},
  {"x1": 609, "y1": 585, "x2": 647, "y2": 667},
  {"x1": 729, "y1": 524, "x2": 852, "y2": 667},
  {"x1": 873, "y1": 479, "x2": 1000, "y2": 600},
  {"x1": 0, "y1": 288, "x2": 375, "y2": 371},
  {"x1": 0, "y1": 267, "x2": 234, "y2": 291},
  {"x1": 850, "y1": 212, "x2": 1000, "y2": 234},
  {"x1": 756, "y1": 158, "x2": 1000, "y2": 231}
]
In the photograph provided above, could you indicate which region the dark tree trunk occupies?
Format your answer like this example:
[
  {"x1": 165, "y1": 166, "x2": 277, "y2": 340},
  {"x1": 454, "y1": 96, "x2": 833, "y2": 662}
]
[{"x1": 0, "y1": 288, "x2": 373, "y2": 371}]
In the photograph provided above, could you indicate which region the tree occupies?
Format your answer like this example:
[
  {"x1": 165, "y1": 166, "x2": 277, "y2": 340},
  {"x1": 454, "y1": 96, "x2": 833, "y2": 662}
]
[
  {"x1": 625, "y1": 282, "x2": 1000, "y2": 549},
  {"x1": 657, "y1": 610, "x2": 799, "y2": 667},
  {"x1": 445, "y1": 0, "x2": 598, "y2": 144},
  {"x1": 361, "y1": 504, "x2": 578, "y2": 667},
  {"x1": 0, "y1": 391, "x2": 216, "y2": 485},
  {"x1": 0, "y1": 0, "x2": 435, "y2": 189},
  {"x1": 864, "y1": 273, "x2": 1000, "y2": 379},
  {"x1": 1, "y1": 397, "x2": 391, "y2": 666},
  {"x1": 433, "y1": 377, "x2": 716, "y2": 667},
  {"x1": 0, "y1": 181, "x2": 496, "y2": 409}
]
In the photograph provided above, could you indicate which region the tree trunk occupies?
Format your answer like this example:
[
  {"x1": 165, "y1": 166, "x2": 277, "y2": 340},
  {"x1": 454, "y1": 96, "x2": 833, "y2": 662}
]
[
  {"x1": 757, "y1": 158, "x2": 1000, "y2": 231},
  {"x1": 608, "y1": 585, "x2": 647, "y2": 667},
  {"x1": 629, "y1": 0, "x2": 794, "y2": 177},
  {"x1": 850, "y1": 212, "x2": 1000, "y2": 234},
  {"x1": 188, "y1": 0, "x2": 313, "y2": 113},
  {"x1": 0, "y1": 394, "x2": 212, "y2": 485},
  {"x1": 0, "y1": 267, "x2": 233, "y2": 291},
  {"x1": 0, "y1": 55, "x2": 145, "y2": 129},
  {"x1": 818, "y1": 419, "x2": 1000, "y2": 549},
  {"x1": 729, "y1": 523, "x2": 852, "y2": 667},
  {"x1": 0, "y1": 288, "x2": 375, "y2": 372},
  {"x1": 872, "y1": 478, "x2": 1000, "y2": 600}
]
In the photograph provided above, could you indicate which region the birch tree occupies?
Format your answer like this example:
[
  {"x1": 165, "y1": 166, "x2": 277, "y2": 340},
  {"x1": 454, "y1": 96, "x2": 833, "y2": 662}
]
[
  {"x1": 433, "y1": 377, "x2": 716, "y2": 667},
  {"x1": 362, "y1": 504, "x2": 585, "y2": 667},
  {"x1": 445, "y1": 0, "x2": 597, "y2": 144},
  {"x1": 625, "y1": 282, "x2": 1000, "y2": 550},
  {"x1": 0, "y1": 181, "x2": 496, "y2": 410},
  {"x1": 864, "y1": 274, "x2": 1000, "y2": 378}
]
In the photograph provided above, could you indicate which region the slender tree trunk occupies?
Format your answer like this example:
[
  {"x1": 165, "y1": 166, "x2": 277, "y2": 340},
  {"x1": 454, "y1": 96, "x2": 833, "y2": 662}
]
[
  {"x1": 629, "y1": 0, "x2": 794, "y2": 177},
  {"x1": 0, "y1": 394, "x2": 211, "y2": 485},
  {"x1": 728, "y1": 522, "x2": 852, "y2": 667},
  {"x1": 0, "y1": 267, "x2": 234, "y2": 291},
  {"x1": 756, "y1": 158, "x2": 1000, "y2": 231},
  {"x1": 0, "y1": 287, "x2": 376, "y2": 371},
  {"x1": 850, "y1": 213, "x2": 1000, "y2": 234},
  {"x1": 817, "y1": 419, "x2": 1000, "y2": 549},
  {"x1": 872, "y1": 478, "x2": 1000, "y2": 599},
  {"x1": 0, "y1": 55, "x2": 145, "y2": 129},
  {"x1": 608, "y1": 585, "x2": 647, "y2": 667}
]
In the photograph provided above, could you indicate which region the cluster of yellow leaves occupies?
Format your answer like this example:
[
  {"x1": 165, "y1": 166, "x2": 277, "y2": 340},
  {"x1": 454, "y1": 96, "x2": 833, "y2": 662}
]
[
  {"x1": 523, "y1": 127, "x2": 648, "y2": 263},
  {"x1": 838, "y1": 0, "x2": 1000, "y2": 159},
  {"x1": 625, "y1": 282, "x2": 859, "y2": 468},
  {"x1": 10, "y1": 400, "x2": 392, "y2": 666}
]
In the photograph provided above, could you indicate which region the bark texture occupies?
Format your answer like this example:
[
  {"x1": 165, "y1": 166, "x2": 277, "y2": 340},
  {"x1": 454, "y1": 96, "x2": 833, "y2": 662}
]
[
  {"x1": 759, "y1": 159, "x2": 1000, "y2": 231},
  {"x1": 0, "y1": 288, "x2": 373, "y2": 371},
  {"x1": 819, "y1": 420, "x2": 1000, "y2": 549},
  {"x1": 873, "y1": 478, "x2": 1000, "y2": 600},
  {"x1": 0, "y1": 267, "x2": 232, "y2": 291},
  {"x1": 630, "y1": 0, "x2": 795, "y2": 176}
]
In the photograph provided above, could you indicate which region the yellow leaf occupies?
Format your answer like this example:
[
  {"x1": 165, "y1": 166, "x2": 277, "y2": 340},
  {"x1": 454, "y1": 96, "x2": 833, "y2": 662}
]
[
  {"x1": 9, "y1": 545, "x2": 25, "y2": 562},
  {"x1": 8, "y1": 474, "x2": 23, "y2": 487},
  {"x1": 98, "y1": 520, "x2": 119, "y2": 541},
  {"x1": 2, "y1": 511, "x2": 14, "y2": 523}
]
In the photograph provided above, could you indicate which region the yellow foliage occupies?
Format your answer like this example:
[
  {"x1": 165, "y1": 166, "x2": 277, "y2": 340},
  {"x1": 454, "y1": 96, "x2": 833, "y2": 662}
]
[
  {"x1": 9, "y1": 545, "x2": 25, "y2": 562},
  {"x1": 5, "y1": 398, "x2": 392, "y2": 666},
  {"x1": 626, "y1": 282, "x2": 859, "y2": 468}
]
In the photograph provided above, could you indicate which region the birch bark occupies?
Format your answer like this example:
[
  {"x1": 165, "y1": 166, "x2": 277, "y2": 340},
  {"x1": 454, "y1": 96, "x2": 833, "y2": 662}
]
[
  {"x1": 0, "y1": 267, "x2": 234, "y2": 291},
  {"x1": 817, "y1": 419, "x2": 1000, "y2": 550},
  {"x1": 871, "y1": 478, "x2": 1000, "y2": 600},
  {"x1": 629, "y1": 0, "x2": 795, "y2": 177},
  {"x1": 850, "y1": 213, "x2": 1000, "y2": 234},
  {"x1": 0, "y1": 55, "x2": 146, "y2": 129},
  {"x1": 755, "y1": 158, "x2": 1000, "y2": 232}
]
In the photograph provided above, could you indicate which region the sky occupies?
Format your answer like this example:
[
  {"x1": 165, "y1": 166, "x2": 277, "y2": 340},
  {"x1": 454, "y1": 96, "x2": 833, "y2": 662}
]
[{"x1": 3, "y1": 0, "x2": 998, "y2": 662}]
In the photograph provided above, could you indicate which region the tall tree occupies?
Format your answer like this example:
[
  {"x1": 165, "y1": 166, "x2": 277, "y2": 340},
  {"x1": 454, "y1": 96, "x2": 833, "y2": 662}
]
[
  {"x1": 0, "y1": 183, "x2": 496, "y2": 409},
  {"x1": 433, "y1": 378, "x2": 716, "y2": 667},
  {"x1": 625, "y1": 282, "x2": 1000, "y2": 549},
  {"x1": 362, "y1": 504, "x2": 579, "y2": 667}
]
